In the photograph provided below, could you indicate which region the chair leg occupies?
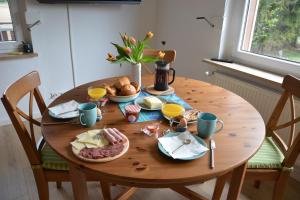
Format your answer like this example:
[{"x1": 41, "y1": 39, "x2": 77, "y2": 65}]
[
  {"x1": 56, "y1": 181, "x2": 62, "y2": 189},
  {"x1": 33, "y1": 168, "x2": 49, "y2": 200},
  {"x1": 212, "y1": 172, "x2": 230, "y2": 200},
  {"x1": 272, "y1": 171, "x2": 290, "y2": 200},
  {"x1": 254, "y1": 180, "x2": 261, "y2": 189}
]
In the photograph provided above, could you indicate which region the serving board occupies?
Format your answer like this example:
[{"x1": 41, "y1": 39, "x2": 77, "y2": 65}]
[
  {"x1": 144, "y1": 85, "x2": 174, "y2": 96},
  {"x1": 72, "y1": 132, "x2": 130, "y2": 163}
]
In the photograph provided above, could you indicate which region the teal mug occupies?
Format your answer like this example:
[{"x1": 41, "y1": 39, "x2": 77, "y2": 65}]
[
  {"x1": 78, "y1": 103, "x2": 97, "y2": 127},
  {"x1": 197, "y1": 112, "x2": 224, "y2": 139}
]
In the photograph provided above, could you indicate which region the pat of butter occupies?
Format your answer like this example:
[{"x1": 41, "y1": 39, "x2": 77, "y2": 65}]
[{"x1": 144, "y1": 96, "x2": 162, "y2": 109}]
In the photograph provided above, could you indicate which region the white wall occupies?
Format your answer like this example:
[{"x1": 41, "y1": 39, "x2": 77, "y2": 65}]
[
  {"x1": 155, "y1": 0, "x2": 225, "y2": 82},
  {"x1": 0, "y1": 0, "x2": 225, "y2": 124},
  {"x1": 0, "y1": 0, "x2": 158, "y2": 124},
  {"x1": 68, "y1": 0, "x2": 158, "y2": 85}
]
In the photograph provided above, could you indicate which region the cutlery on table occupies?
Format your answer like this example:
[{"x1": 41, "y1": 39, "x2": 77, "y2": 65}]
[
  {"x1": 210, "y1": 139, "x2": 216, "y2": 169},
  {"x1": 172, "y1": 139, "x2": 191, "y2": 154}
]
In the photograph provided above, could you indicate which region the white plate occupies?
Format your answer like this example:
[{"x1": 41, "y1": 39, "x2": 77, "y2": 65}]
[
  {"x1": 48, "y1": 110, "x2": 79, "y2": 119},
  {"x1": 134, "y1": 96, "x2": 166, "y2": 111}
]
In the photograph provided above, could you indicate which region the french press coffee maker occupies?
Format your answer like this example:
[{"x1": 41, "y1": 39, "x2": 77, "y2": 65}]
[{"x1": 154, "y1": 61, "x2": 176, "y2": 91}]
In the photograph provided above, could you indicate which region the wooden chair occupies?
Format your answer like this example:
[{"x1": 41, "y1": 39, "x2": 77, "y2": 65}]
[
  {"x1": 1, "y1": 71, "x2": 136, "y2": 200},
  {"x1": 142, "y1": 49, "x2": 176, "y2": 74},
  {"x1": 213, "y1": 75, "x2": 300, "y2": 200}
]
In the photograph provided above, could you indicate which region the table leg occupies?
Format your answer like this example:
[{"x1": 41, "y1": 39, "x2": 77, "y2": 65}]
[
  {"x1": 226, "y1": 162, "x2": 247, "y2": 200},
  {"x1": 100, "y1": 180, "x2": 112, "y2": 200},
  {"x1": 69, "y1": 163, "x2": 89, "y2": 200}
]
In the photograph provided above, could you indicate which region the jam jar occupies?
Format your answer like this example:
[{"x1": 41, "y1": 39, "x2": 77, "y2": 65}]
[{"x1": 125, "y1": 105, "x2": 141, "y2": 123}]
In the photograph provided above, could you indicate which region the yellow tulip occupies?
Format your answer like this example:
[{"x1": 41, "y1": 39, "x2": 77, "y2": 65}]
[
  {"x1": 146, "y1": 31, "x2": 154, "y2": 39},
  {"x1": 158, "y1": 51, "x2": 165, "y2": 59},
  {"x1": 106, "y1": 53, "x2": 116, "y2": 61}
]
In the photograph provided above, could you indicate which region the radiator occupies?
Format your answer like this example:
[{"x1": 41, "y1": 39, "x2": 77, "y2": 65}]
[
  {"x1": 213, "y1": 73, "x2": 282, "y2": 123},
  {"x1": 212, "y1": 72, "x2": 300, "y2": 179}
]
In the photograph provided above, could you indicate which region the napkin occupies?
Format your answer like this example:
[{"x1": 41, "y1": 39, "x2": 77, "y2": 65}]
[
  {"x1": 158, "y1": 131, "x2": 208, "y2": 159},
  {"x1": 49, "y1": 100, "x2": 79, "y2": 118}
]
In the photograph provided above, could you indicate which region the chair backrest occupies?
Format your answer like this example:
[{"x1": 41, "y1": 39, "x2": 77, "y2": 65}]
[
  {"x1": 1, "y1": 71, "x2": 46, "y2": 166},
  {"x1": 267, "y1": 75, "x2": 300, "y2": 168},
  {"x1": 142, "y1": 49, "x2": 176, "y2": 74}
]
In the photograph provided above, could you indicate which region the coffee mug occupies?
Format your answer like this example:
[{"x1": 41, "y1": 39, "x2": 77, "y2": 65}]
[
  {"x1": 197, "y1": 112, "x2": 224, "y2": 139},
  {"x1": 78, "y1": 103, "x2": 97, "y2": 127}
]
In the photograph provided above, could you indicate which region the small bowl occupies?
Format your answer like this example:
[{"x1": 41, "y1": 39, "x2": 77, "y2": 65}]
[{"x1": 108, "y1": 91, "x2": 140, "y2": 103}]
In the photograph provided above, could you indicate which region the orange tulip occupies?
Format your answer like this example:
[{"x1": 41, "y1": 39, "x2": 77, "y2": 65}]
[
  {"x1": 106, "y1": 53, "x2": 116, "y2": 61},
  {"x1": 145, "y1": 31, "x2": 154, "y2": 39},
  {"x1": 124, "y1": 47, "x2": 132, "y2": 55},
  {"x1": 122, "y1": 34, "x2": 128, "y2": 41},
  {"x1": 130, "y1": 37, "x2": 136, "y2": 45},
  {"x1": 158, "y1": 51, "x2": 165, "y2": 59}
]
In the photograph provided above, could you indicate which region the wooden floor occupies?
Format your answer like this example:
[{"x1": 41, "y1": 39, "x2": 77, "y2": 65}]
[{"x1": 1, "y1": 123, "x2": 300, "y2": 200}]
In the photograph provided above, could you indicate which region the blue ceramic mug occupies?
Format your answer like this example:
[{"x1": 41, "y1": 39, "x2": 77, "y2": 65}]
[
  {"x1": 197, "y1": 112, "x2": 224, "y2": 139},
  {"x1": 78, "y1": 103, "x2": 97, "y2": 127}
]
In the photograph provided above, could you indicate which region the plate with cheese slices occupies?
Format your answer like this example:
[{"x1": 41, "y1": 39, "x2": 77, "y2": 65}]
[
  {"x1": 134, "y1": 96, "x2": 166, "y2": 111},
  {"x1": 71, "y1": 128, "x2": 129, "y2": 162}
]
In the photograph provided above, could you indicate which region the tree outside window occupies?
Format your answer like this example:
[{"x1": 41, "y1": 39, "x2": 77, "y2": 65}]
[
  {"x1": 0, "y1": 0, "x2": 16, "y2": 42},
  {"x1": 241, "y1": 0, "x2": 300, "y2": 63}
]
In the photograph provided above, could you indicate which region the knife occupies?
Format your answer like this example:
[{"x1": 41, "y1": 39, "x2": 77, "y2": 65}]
[{"x1": 210, "y1": 140, "x2": 216, "y2": 169}]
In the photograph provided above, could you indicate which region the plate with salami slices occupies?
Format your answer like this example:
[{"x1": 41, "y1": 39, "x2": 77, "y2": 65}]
[{"x1": 71, "y1": 128, "x2": 129, "y2": 162}]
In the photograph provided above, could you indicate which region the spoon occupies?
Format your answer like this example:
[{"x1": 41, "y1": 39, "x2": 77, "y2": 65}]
[{"x1": 172, "y1": 139, "x2": 192, "y2": 153}]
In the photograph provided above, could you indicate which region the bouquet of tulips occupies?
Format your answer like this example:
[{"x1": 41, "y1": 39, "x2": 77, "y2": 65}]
[{"x1": 106, "y1": 31, "x2": 165, "y2": 64}]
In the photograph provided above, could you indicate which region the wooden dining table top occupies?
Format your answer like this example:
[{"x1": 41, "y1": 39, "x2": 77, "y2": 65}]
[{"x1": 41, "y1": 75, "x2": 265, "y2": 187}]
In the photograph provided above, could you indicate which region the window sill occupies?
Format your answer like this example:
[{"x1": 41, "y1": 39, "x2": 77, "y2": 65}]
[
  {"x1": 0, "y1": 52, "x2": 38, "y2": 61},
  {"x1": 203, "y1": 58, "x2": 284, "y2": 88}
]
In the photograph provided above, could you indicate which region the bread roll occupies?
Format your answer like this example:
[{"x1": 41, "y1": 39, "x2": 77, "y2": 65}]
[
  {"x1": 106, "y1": 85, "x2": 117, "y2": 96},
  {"x1": 114, "y1": 77, "x2": 131, "y2": 90},
  {"x1": 120, "y1": 84, "x2": 136, "y2": 96},
  {"x1": 130, "y1": 81, "x2": 140, "y2": 92}
]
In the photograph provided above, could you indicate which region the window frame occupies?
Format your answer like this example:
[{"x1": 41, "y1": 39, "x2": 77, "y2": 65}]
[
  {"x1": 220, "y1": 0, "x2": 300, "y2": 77},
  {"x1": 0, "y1": 0, "x2": 25, "y2": 53}
]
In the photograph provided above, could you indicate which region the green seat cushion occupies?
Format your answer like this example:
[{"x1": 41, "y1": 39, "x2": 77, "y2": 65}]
[
  {"x1": 41, "y1": 144, "x2": 69, "y2": 171},
  {"x1": 248, "y1": 137, "x2": 284, "y2": 169}
]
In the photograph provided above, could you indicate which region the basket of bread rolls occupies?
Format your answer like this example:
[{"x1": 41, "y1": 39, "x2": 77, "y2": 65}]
[{"x1": 104, "y1": 76, "x2": 141, "y2": 103}]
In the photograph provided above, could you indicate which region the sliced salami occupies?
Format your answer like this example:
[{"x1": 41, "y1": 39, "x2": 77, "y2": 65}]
[{"x1": 79, "y1": 144, "x2": 124, "y2": 159}]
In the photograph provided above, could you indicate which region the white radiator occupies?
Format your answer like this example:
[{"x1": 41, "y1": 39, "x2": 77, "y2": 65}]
[
  {"x1": 213, "y1": 73, "x2": 281, "y2": 123},
  {"x1": 212, "y1": 72, "x2": 300, "y2": 179}
]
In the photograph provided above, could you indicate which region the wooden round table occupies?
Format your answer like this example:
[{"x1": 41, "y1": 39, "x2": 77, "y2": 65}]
[{"x1": 41, "y1": 75, "x2": 265, "y2": 200}]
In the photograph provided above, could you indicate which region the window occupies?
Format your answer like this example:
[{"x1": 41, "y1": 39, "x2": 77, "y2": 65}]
[
  {"x1": 0, "y1": 0, "x2": 16, "y2": 42},
  {"x1": 220, "y1": 0, "x2": 300, "y2": 77},
  {"x1": 0, "y1": 0, "x2": 26, "y2": 53},
  {"x1": 241, "y1": 0, "x2": 300, "y2": 63}
]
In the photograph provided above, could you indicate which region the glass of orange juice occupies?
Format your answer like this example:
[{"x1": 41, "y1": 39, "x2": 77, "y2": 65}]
[
  {"x1": 88, "y1": 86, "x2": 107, "y2": 101},
  {"x1": 161, "y1": 103, "x2": 185, "y2": 118}
]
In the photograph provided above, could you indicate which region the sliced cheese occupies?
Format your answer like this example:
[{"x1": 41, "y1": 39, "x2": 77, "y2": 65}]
[
  {"x1": 85, "y1": 143, "x2": 98, "y2": 148},
  {"x1": 71, "y1": 140, "x2": 86, "y2": 150},
  {"x1": 72, "y1": 129, "x2": 109, "y2": 149},
  {"x1": 78, "y1": 134, "x2": 100, "y2": 146}
]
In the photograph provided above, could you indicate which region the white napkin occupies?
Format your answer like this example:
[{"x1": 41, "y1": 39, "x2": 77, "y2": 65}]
[
  {"x1": 49, "y1": 100, "x2": 79, "y2": 118},
  {"x1": 158, "y1": 131, "x2": 208, "y2": 159}
]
